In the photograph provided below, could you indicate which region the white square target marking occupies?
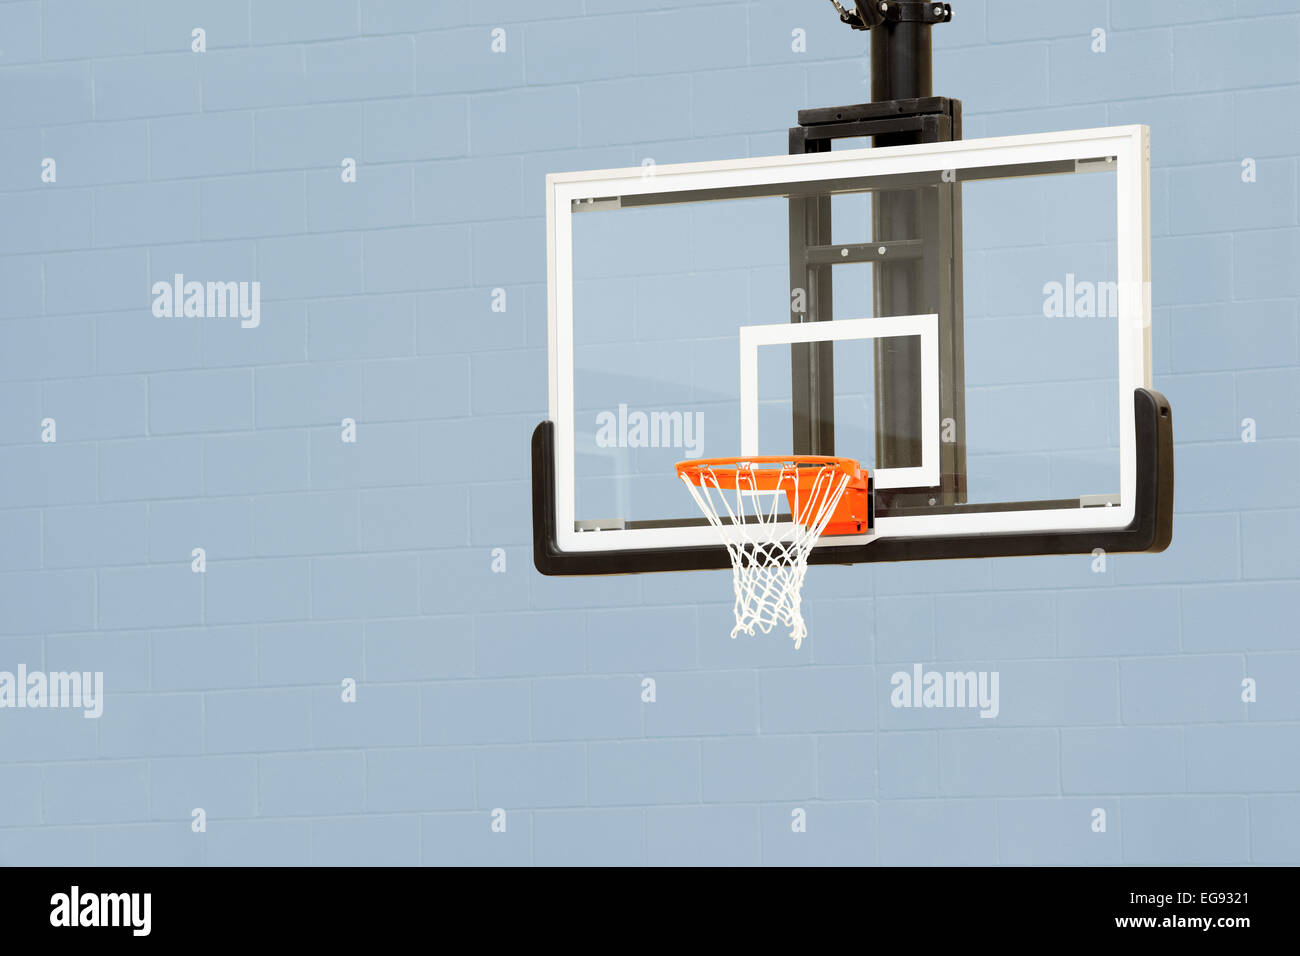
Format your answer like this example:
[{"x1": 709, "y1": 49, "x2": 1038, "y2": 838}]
[{"x1": 739, "y1": 314, "x2": 940, "y2": 491}]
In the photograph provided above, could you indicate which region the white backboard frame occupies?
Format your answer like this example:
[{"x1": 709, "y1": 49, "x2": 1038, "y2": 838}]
[{"x1": 547, "y1": 125, "x2": 1151, "y2": 555}]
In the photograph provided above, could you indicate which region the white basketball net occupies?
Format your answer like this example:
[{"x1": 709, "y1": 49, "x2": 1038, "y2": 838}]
[{"x1": 681, "y1": 461, "x2": 850, "y2": 649}]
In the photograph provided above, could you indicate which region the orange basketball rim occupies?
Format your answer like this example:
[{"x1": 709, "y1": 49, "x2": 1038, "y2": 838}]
[{"x1": 675, "y1": 455, "x2": 871, "y2": 536}]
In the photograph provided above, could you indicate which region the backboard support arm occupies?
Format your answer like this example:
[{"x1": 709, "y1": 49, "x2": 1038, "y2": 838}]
[{"x1": 791, "y1": 0, "x2": 966, "y2": 511}]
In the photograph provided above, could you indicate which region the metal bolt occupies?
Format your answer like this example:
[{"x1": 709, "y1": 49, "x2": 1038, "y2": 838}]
[
  {"x1": 928, "y1": 497, "x2": 937, "y2": 506},
  {"x1": 840, "y1": 248, "x2": 849, "y2": 257},
  {"x1": 933, "y1": 4, "x2": 943, "y2": 16},
  {"x1": 878, "y1": 246, "x2": 887, "y2": 255},
  {"x1": 879, "y1": 2, "x2": 888, "y2": 12}
]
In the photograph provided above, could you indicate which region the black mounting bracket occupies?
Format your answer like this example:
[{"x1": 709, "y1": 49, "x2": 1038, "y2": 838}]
[
  {"x1": 793, "y1": 95, "x2": 960, "y2": 147},
  {"x1": 831, "y1": 0, "x2": 953, "y2": 31}
]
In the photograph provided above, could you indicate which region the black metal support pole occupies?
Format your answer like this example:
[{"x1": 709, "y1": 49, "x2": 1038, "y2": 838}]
[
  {"x1": 788, "y1": 131, "x2": 836, "y2": 457},
  {"x1": 871, "y1": 16, "x2": 933, "y2": 475},
  {"x1": 870, "y1": 19, "x2": 933, "y2": 106}
]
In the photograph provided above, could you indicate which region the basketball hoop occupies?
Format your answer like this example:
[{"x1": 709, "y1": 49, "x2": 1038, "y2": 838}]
[{"x1": 676, "y1": 456, "x2": 870, "y2": 648}]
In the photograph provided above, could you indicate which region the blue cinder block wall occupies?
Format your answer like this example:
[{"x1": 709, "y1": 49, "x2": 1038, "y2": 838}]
[{"x1": 1, "y1": 0, "x2": 1297, "y2": 866}]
